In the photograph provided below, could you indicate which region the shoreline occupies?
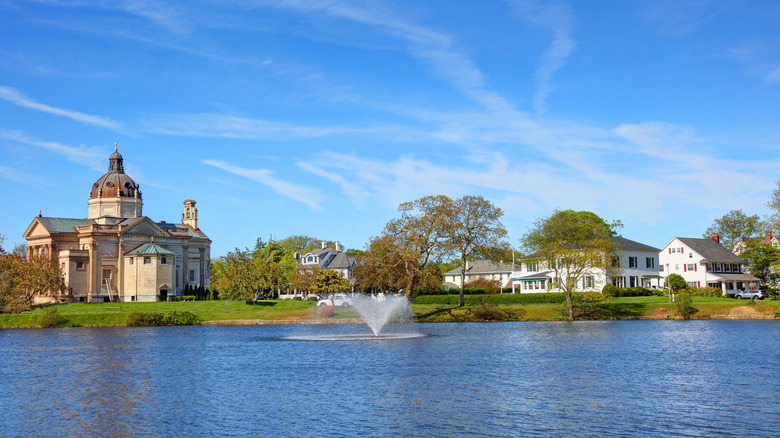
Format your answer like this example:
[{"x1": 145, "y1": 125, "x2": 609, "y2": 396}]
[{"x1": 1, "y1": 314, "x2": 775, "y2": 329}]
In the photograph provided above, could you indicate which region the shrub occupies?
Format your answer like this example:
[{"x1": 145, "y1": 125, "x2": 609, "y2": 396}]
[
  {"x1": 174, "y1": 295, "x2": 196, "y2": 302},
  {"x1": 463, "y1": 277, "x2": 502, "y2": 294},
  {"x1": 126, "y1": 311, "x2": 165, "y2": 326},
  {"x1": 317, "y1": 305, "x2": 335, "y2": 318},
  {"x1": 674, "y1": 292, "x2": 698, "y2": 319},
  {"x1": 688, "y1": 287, "x2": 722, "y2": 298},
  {"x1": 307, "y1": 296, "x2": 319, "y2": 302},
  {"x1": 163, "y1": 310, "x2": 201, "y2": 326},
  {"x1": 38, "y1": 308, "x2": 65, "y2": 328},
  {"x1": 602, "y1": 284, "x2": 619, "y2": 297},
  {"x1": 467, "y1": 303, "x2": 507, "y2": 321}
]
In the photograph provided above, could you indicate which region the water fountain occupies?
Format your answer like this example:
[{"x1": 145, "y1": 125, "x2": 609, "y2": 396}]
[{"x1": 285, "y1": 294, "x2": 423, "y2": 341}]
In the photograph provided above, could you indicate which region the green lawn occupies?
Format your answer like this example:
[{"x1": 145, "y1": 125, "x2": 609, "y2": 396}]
[{"x1": 1, "y1": 296, "x2": 777, "y2": 328}]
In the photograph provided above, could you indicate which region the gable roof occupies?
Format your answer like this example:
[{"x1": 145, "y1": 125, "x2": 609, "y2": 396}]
[
  {"x1": 443, "y1": 260, "x2": 521, "y2": 276},
  {"x1": 675, "y1": 237, "x2": 745, "y2": 263},
  {"x1": 126, "y1": 242, "x2": 175, "y2": 256},
  {"x1": 611, "y1": 236, "x2": 660, "y2": 252},
  {"x1": 25, "y1": 217, "x2": 93, "y2": 237}
]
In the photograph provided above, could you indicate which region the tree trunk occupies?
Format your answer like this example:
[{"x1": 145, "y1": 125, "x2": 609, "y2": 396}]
[
  {"x1": 565, "y1": 290, "x2": 574, "y2": 321},
  {"x1": 404, "y1": 273, "x2": 416, "y2": 300},
  {"x1": 459, "y1": 256, "x2": 467, "y2": 307}
]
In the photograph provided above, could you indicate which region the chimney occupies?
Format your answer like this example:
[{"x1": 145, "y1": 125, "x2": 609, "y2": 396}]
[
  {"x1": 765, "y1": 231, "x2": 772, "y2": 245},
  {"x1": 321, "y1": 241, "x2": 327, "y2": 249},
  {"x1": 335, "y1": 241, "x2": 342, "y2": 252},
  {"x1": 711, "y1": 234, "x2": 719, "y2": 244}
]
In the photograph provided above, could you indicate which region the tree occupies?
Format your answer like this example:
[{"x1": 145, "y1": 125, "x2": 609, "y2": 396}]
[
  {"x1": 703, "y1": 209, "x2": 763, "y2": 251},
  {"x1": 767, "y1": 181, "x2": 780, "y2": 232},
  {"x1": 665, "y1": 273, "x2": 688, "y2": 303},
  {"x1": 0, "y1": 253, "x2": 66, "y2": 313},
  {"x1": 210, "y1": 247, "x2": 285, "y2": 302},
  {"x1": 741, "y1": 242, "x2": 780, "y2": 290},
  {"x1": 311, "y1": 266, "x2": 350, "y2": 299},
  {"x1": 381, "y1": 195, "x2": 453, "y2": 299},
  {"x1": 448, "y1": 195, "x2": 508, "y2": 306},
  {"x1": 520, "y1": 210, "x2": 618, "y2": 321}
]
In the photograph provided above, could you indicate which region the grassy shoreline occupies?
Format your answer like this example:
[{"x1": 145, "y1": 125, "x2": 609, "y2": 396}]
[{"x1": 1, "y1": 296, "x2": 778, "y2": 328}]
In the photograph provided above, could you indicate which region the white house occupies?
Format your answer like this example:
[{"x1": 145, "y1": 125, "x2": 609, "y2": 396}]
[
  {"x1": 659, "y1": 234, "x2": 759, "y2": 294},
  {"x1": 510, "y1": 236, "x2": 661, "y2": 293},
  {"x1": 298, "y1": 241, "x2": 356, "y2": 280},
  {"x1": 442, "y1": 260, "x2": 521, "y2": 290}
]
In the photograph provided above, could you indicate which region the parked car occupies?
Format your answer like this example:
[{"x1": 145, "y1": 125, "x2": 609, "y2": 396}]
[
  {"x1": 734, "y1": 290, "x2": 764, "y2": 300},
  {"x1": 317, "y1": 294, "x2": 353, "y2": 307}
]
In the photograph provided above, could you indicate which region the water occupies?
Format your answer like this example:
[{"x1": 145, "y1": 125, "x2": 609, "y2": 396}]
[
  {"x1": 1, "y1": 321, "x2": 778, "y2": 437},
  {"x1": 349, "y1": 294, "x2": 412, "y2": 336}
]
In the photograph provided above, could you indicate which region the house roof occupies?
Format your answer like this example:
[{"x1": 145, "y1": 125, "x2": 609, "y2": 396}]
[
  {"x1": 676, "y1": 237, "x2": 745, "y2": 263},
  {"x1": 126, "y1": 242, "x2": 176, "y2": 256},
  {"x1": 301, "y1": 247, "x2": 355, "y2": 269},
  {"x1": 443, "y1": 260, "x2": 521, "y2": 276},
  {"x1": 35, "y1": 217, "x2": 93, "y2": 234},
  {"x1": 611, "y1": 236, "x2": 660, "y2": 252},
  {"x1": 513, "y1": 270, "x2": 555, "y2": 280},
  {"x1": 706, "y1": 272, "x2": 759, "y2": 282}
]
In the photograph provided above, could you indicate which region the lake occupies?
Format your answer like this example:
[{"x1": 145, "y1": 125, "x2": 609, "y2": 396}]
[{"x1": 1, "y1": 320, "x2": 778, "y2": 437}]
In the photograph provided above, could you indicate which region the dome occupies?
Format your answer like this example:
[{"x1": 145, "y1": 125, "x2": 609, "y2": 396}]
[{"x1": 89, "y1": 146, "x2": 141, "y2": 199}]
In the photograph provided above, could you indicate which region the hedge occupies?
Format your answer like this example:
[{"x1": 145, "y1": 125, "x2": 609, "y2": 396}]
[
  {"x1": 413, "y1": 293, "x2": 566, "y2": 305},
  {"x1": 126, "y1": 311, "x2": 202, "y2": 326}
]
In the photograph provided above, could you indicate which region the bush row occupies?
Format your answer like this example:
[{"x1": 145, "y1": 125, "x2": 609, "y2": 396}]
[
  {"x1": 174, "y1": 295, "x2": 196, "y2": 301},
  {"x1": 126, "y1": 310, "x2": 202, "y2": 326},
  {"x1": 686, "y1": 286, "x2": 723, "y2": 298},
  {"x1": 413, "y1": 293, "x2": 567, "y2": 305},
  {"x1": 601, "y1": 285, "x2": 663, "y2": 297},
  {"x1": 416, "y1": 287, "x2": 524, "y2": 296}
]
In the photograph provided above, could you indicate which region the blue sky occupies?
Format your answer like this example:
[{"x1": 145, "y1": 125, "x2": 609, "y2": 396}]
[{"x1": 1, "y1": 0, "x2": 779, "y2": 257}]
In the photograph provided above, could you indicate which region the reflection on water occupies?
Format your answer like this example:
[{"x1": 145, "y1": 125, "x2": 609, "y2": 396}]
[{"x1": 1, "y1": 321, "x2": 778, "y2": 437}]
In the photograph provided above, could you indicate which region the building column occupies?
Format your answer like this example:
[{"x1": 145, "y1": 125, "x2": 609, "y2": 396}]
[
  {"x1": 199, "y1": 247, "x2": 205, "y2": 286},
  {"x1": 182, "y1": 245, "x2": 189, "y2": 286}
]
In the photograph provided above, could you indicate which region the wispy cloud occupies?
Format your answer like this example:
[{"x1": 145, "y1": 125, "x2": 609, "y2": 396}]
[
  {"x1": 264, "y1": 0, "x2": 516, "y2": 114},
  {"x1": 203, "y1": 159, "x2": 322, "y2": 210},
  {"x1": 507, "y1": 0, "x2": 576, "y2": 115},
  {"x1": 766, "y1": 66, "x2": 780, "y2": 83},
  {"x1": 0, "y1": 129, "x2": 105, "y2": 171},
  {"x1": 144, "y1": 113, "x2": 368, "y2": 140},
  {"x1": 0, "y1": 165, "x2": 49, "y2": 185},
  {"x1": 0, "y1": 86, "x2": 123, "y2": 130}
]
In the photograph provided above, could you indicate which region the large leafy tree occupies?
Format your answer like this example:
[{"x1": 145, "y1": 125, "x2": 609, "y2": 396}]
[
  {"x1": 448, "y1": 195, "x2": 508, "y2": 307},
  {"x1": 703, "y1": 209, "x2": 763, "y2": 251},
  {"x1": 0, "y1": 253, "x2": 66, "y2": 313},
  {"x1": 740, "y1": 241, "x2": 780, "y2": 289},
  {"x1": 210, "y1": 247, "x2": 284, "y2": 302},
  {"x1": 381, "y1": 195, "x2": 453, "y2": 299},
  {"x1": 767, "y1": 181, "x2": 780, "y2": 232},
  {"x1": 520, "y1": 210, "x2": 618, "y2": 321}
]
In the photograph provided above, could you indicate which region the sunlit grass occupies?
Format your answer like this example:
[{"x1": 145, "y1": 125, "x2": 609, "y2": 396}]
[{"x1": 0, "y1": 295, "x2": 776, "y2": 327}]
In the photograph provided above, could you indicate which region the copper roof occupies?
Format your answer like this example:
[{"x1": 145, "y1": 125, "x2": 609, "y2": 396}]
[{"x1": 89, "y1": 147, "x2": 141, "y2": 199}]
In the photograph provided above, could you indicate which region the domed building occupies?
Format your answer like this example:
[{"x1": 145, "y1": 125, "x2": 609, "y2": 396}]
[{"x1": 23, "y1": 144, "x2": 211, "y2": 303}]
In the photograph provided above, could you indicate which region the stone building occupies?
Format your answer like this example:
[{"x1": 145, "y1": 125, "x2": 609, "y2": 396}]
[{"x1": 23, "y1": 145, "x2": 211, "y2": 302}]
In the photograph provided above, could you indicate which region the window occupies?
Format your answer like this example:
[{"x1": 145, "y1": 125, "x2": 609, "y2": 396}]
[
  {"x1": 675, "y1": 264, "x2": 679, "y2": 271},
  {"x1": 687, "y1": 264, "x2": 695, "y2": 271},
  {"x1": 144, "y1": 257, "x2": 151, "y2": 264},
  {"x1": 629, "y1": 276, "x2": 637, "y2": 287},
  {"x1": 76, "y1": 261, "x2": 85, "y2": 270},
  {"x1": 526, "y1": 262, "x2": 538, "y2": 272},
  {"x1": 732, "y1": 264, "x2": 739, "y2": 272},
  {"x1": 189, "y1": 270, "x2": 195, "y2": 282},
  {"x1": 689, "y1": 252, "x2": 693, "y2": 258},
  {"x1": 612, "y1": 256, "x2": 620, "y2": 267},
  {"x1": 659, "y1": 265, "x2": 664, "y2": 272},
  {"x1": 687, "y1": 281, "x2": 697, "y2": 287},
  {"x1": 129, "y1": 258, "x2": 133, "y2": 265},
  {"x1": 584, "y1": 276, "x2": 595, "y2": 288},
  {"x1": 306, "y1": 256, "x2": 313, "y2": 263},
  {"x1": 646, "y1": 257, "x2": 655, "y2": 269},
  {"x1": 629, "y1": 257, "x2": 637, "y2": 268},
  {"x1": 724, "y1": 264, "x2": 731, "y2": 272},
  {"x1": 161, "y1": 256, "x2": 167, "y2": 264}
]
